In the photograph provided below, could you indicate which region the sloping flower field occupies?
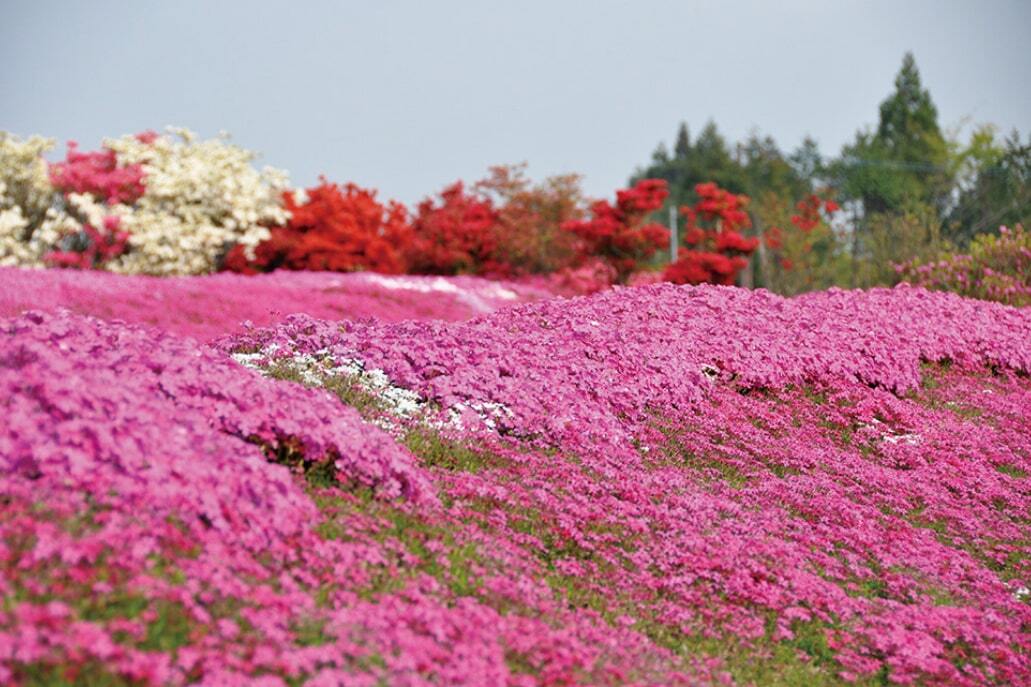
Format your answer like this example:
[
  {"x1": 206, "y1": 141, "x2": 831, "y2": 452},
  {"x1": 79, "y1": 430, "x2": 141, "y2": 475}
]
[
  {"x1": 1, "y1": 276, "x2": 1029, "y2": 686},
  {"x1": 0, "y1": 267, "x2": 549, "y2": 341}
]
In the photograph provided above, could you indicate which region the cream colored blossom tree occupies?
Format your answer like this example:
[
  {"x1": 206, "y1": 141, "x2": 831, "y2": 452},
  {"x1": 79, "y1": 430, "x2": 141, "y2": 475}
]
[
  {"x1": 0, "y1": 127, "x2": 291, "y2": 275},
  {"x1": 0, "y1": 133, "x2": 72, "y2": 267}
]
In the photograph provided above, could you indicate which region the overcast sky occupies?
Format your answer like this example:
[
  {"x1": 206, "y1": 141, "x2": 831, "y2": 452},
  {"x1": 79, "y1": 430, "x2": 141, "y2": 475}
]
[{"x1": 2, "y1": 0, "x2": 1029, "y2": 204}]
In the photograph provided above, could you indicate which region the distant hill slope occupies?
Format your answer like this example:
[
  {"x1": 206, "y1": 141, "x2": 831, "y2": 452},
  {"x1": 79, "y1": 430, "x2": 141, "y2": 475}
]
[{"x1": 0, "y1": 267, "x2": 551, "y2": 340}]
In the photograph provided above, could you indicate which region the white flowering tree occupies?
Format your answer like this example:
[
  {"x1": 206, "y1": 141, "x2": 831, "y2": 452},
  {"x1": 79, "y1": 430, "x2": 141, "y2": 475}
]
[
  {"x1": 0, "y1": 127, "x2": 292, "y2": 275},
  {"x1": 0, "y1": 133, "x2": 78, "y2": 267}
]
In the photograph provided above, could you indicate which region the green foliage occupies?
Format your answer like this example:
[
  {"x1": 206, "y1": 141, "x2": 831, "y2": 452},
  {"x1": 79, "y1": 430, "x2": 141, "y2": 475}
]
[
  {"x1": 17, "y1": 662, "x2": 141, "y2": 687},
  {"x1": 947, "y1": 130, "x2": 1031, "y2": 245},
  {"x1": 835, "y1": 53, "x2": 952, "y2": 216},
  {"x1": 995, "y1": 463, "x2": 1027, "y2": 479},
  {"x1": 751, "y1": 191, "x2": 851, "y2": 294},
  {"x1": 897, "y1": 224, "x2": 1031, "y2": 306},
  {"x1": 852, "y1": 202, "x2": 947, "y2": 287},
  {"x1": 635, "y1": 121, "x2": 813, "y2": 216},
  {"x1": 402, "y1": 428, "x2": 510, "y2": 473}
]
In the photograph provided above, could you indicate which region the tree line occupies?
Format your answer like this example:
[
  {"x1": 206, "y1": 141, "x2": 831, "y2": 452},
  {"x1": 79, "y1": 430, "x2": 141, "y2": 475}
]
[{"x1": 632, "y1": 52, "x2": 1030, "y2": 292}]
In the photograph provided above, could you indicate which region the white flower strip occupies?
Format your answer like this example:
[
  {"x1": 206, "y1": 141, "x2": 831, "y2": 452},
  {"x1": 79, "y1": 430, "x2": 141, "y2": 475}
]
[
  {"x1": 364, "y1": 273, "x2": 520, "y2": 314},
  {"x1": 233, "y1": 346, "x2": 514, "y2": 434}
]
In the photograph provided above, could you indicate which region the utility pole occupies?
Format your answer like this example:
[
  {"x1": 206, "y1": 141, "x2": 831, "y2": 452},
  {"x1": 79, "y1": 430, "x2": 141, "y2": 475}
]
[{"x1": 669, "y1": 204, "x2": 678, "y2": 263}]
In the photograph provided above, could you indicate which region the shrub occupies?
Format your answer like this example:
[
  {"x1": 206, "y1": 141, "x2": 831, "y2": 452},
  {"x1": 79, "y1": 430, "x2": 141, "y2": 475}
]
[
  {"x1": 404, "y1": 181, "x2": 500, "y2": 275},
  {"x1": 48, "y1": 141, "x2": 146, "y2": 205},
  {"x1": 224, "y1": 181, "x2": 410, "y2": 274},
  {"x1": 0, "y1": 133, "x2": 66, "y2": 267},
  {"x1": 663, "y1": 182, "x2": 758, "y2": 285},
  {"x1": 561, "y1": 179, "x2": 670, "y2": 283},
  {"x1": 854, "y1": 203, "x2": 946, "y2": 288},
  {"x1": 755, "y1": 191, "x2": 845, "y2": 295},
  {"x1": 474, "y1": 164, "x2": 585, "y2": 276},
  {"x1": 0, "y1": 127, "x2": 291, "y2": 275},
  {"x1": 896, "y1": 224, "x2": 1031, "y2": 306},
  {"x1": 104, "y1": 128, "x2": 291, "y2": 275}
]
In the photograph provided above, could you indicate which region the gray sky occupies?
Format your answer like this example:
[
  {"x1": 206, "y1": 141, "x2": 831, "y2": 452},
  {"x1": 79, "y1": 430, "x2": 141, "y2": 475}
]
[{"x1": 2, "y1": 0, "x2": 1029, "y2": 204}]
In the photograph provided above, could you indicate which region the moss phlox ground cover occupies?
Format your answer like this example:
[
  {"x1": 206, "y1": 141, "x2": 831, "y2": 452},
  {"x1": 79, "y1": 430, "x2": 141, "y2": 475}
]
[
  {"x1": 1, "y1": 281, "x2": 1029, "y2": 685},
  {"x1": 0, "y1": 267, "x2": 550, "y2": 341}
]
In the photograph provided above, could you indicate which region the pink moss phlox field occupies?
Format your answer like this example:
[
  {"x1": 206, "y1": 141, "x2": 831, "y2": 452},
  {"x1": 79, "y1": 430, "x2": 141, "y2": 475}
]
[
  {"x1": 1, "y1": 309, "x2": 433, "y2": 519},
  {"x1": 225, "y1": 283, "x2": 1031, "y2": 685},
  {"x1": 3, "y1": 281, "x2": 1031, "y2": 685},
  {"x1": 227, "y1": 284, "x2": 1031, "y2": 451},
  {"x1": 2, "y1": 309, "x2": 710, "y2": 685},
  {"x1": 0, "y1": 267, "x2": 550, "y2": 341}
]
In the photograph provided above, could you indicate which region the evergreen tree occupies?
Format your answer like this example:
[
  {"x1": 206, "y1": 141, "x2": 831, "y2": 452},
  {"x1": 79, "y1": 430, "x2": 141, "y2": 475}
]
[
  {"x1": 674, "y1": 122, "x2": 690, "y2": 159},
  {"x1": 633, "y1": 120, "x2": 743, "y2": 210},
  {"x1": 834, "y1": 52, "x2": 952, "y2": 215},
  {"x1": 737, "y1": 132, "x2": 810, "y2": 200},
  {"x1": 789, "y1": 136, "x2": 824, "y2": 186},
  {"x1": 692, "y1": 121, "x2": 740, "y2": 192}
]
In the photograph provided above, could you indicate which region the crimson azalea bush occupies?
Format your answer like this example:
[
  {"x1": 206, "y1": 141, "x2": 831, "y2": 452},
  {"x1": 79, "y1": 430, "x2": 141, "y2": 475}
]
[
  {"x1": 48, "y1": 141, "x2": 147, "y2": 205},
  {"x1": 896, "y1": 224, "x2": 1031, "y2": 306},
  {"x1": 41, "y1": 139, "x2": 147, "y2": 270},
  {"x1": 664, "y1": 182, "x2": 758, "y2": 285},
  {"x1": 44, "y1": 216, "x2": 132, "y2": 270},
  {"x1": 229, "y1": 166, "x2": 588, "y2": 279},
  {"x1": 223, "y1": 181, "x2": 411, "y2": 274},
  {"x1": 404, "y1": 181, "x2": 501, "y2": 275},
  {"x1": 561, "y1": 179, "x2": 670, "y2": 283}
]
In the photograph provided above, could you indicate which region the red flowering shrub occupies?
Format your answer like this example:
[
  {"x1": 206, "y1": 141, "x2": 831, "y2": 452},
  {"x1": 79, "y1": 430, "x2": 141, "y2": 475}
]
[
  {"x1": 224, "y1": 181, "x2": 410, "y2": 274},
  {"x1": 404, "y1": 181, "x2": 501, "y2": 275},
  {"x1": 561, "y1": 179, "x2": 670, "y2": 283},
  {"x1": 40, "y1": 141, "x2": 145, "y2": 270},
  {"x1": 474, "y1": 164, "x2": 585, "y2": 276},
  {"x1": 48, "y1": 141, "x2": 146, "y2": 205},
  {"x1": 44, "y1": 216, "x2": 131, "y2": 270},
  {"x1": 664, "y1": 182, "x2": 758, "y2": 285},
  {"x1": 789, "y1": 194, "x2": 840, "y2": 232}
]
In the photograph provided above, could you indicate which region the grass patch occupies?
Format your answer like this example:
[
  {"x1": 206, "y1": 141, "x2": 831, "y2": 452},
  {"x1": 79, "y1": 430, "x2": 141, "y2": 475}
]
[
  {"x1": 995, "y1": 463, "x2": 1027, "y2": 479},
  {"x1": 139, "y1": 599, "x2": 194, "y2": 652},
  {"x1": 648, "y1": 421, "x2": 751, "y2": 488},
  {"x1": 291, "y1": 616, "x2": 335, "y2": 647},
  {"x1": 15, "y1": 662, "x2": 141, "y2": 687},
  {"x1": 313, "y1": 489, "x2": 489, "y2": 602},
  {"x1": 402, "y1": 428, "x2": 511, "y2": 473},
  {"x1": 265, "y1": 360, "x2": 387, "y2": 419},
  {"x1": 632, "y1": 614, "x2": 889, "y2": 687}
]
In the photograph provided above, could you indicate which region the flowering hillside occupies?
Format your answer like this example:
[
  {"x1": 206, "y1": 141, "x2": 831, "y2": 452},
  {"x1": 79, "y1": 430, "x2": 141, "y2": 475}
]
[
  {"x1": 2, "y1": 283, "x2": 1030, "y2": 686},
  {"x1": 0, "y1": 267, "x2": 549, "y2": 341}
]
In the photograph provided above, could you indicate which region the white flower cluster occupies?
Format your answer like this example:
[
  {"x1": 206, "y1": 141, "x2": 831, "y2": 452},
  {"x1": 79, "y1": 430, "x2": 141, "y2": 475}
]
[
  {"x1": 103, "y1": 128, "x2": 290, "y2": 274},
  {"x1": 0, "y1": 133, "x2": 71, "y2": 267},
  {"x1": 234, "y1": 345, "x2": 516, "y2": 436},
  {"x1": 0, "y1": 127, "x2": 291, "y2": 275},
  {"x1": 233, "y1": 346, "x2": 427, "y2": 433}
]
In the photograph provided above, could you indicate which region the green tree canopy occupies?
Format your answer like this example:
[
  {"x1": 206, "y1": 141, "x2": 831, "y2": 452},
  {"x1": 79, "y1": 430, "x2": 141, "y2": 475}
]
[
  {"x1": 834, "y1": 52, "x2": 952, "y2": 215},
  {"x1": 947, "y1": 130, "x2": 1030, "y2": 244},
  {"x1": 633, "y1": 121, "x2": 814, "y2": 211}
]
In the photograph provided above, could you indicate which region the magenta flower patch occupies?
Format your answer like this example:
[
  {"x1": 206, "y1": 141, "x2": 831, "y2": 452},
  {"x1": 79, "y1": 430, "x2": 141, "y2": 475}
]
[{"x1": 2, "y1": 280, "x2": 1030, "y2": 685}]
